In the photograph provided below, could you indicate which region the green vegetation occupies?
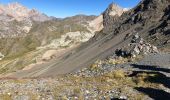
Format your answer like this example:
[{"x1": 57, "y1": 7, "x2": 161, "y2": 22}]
[
  {"x1": 0, "y1": 16, "x2": 91, "y2": 58},
  {"x1": 0, "y1": 49, "x2": 40, "y2": 74},
  {"x1": 0, "y1": 15, "x2": 94, "y2": 75}
]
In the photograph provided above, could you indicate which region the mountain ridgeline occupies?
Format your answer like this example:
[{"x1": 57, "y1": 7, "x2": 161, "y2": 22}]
[
  {"x1": 95, "y1": 0, "x2": 170, "y2": 50},
  {"x1": 0, "y1": 3, "x2": 96, "y2": 58}
]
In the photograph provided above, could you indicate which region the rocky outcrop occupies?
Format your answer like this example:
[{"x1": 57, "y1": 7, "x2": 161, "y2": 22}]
[
  {"x1": 129, "y1": 34, "x2": 159, "y2": 57},
  {"x1": 102, "y1": 3, "x2": 127, "y2": 33},
  {"x1": 94, "y1": 0, "x2": 170, "y2": 49},
  {"x1": 89, "y1": 3, "x2": 128, "y2": 33},
  {"x1": 89, "y1": 15, "x2": 104, "y2": 32},
  {"x1": 38, "y1": 31, "x2": 94, "y2": 49},
  {"x1": 0, "y1": 19, "x2": 32, "y2": 38},
  {"x1": 115, "y1": 34, "x2": 159, "y2": 58}
]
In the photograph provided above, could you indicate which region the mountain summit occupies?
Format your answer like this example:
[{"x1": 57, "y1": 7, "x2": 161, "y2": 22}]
[
  {"x1": 89, "y1": 3, "x2": 127, "y2": 32},
  {"x1": 0, "y1": 2, "x2": 51, "y2": 21},
  {"x1": 106, "y1": 3, "x2": 126, "y2": 16},
  {"x1": 102, "y1": 3, "x2": 127, "y2": 33}
]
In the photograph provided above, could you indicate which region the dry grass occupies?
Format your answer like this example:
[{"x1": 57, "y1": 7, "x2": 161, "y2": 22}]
[
  {"x1": 52, "y1": 69, "x2": 164, "y2": 99},
  {"x1": 108, "y1": 57, "x2": 128, "y2": 65},
  {"x1": 0, "y1": 93, "x2": 12, "y2": 100},
  {"x1": 0, "y1": 69, "x2": 160, "y2": 100}
]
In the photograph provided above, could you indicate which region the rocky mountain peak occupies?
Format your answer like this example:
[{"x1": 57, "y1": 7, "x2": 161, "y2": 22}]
[
  {"x1": 102, "y1": 3, "x2": 127, "y2": 33},
  {"x1": 0, "y1": 2, "x2": 51, "y2": 21},
  {"x1": 107, "y1": 3, "x2": 124, "y2": 16}
]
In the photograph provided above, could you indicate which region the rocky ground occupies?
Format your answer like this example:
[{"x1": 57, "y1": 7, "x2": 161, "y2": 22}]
[
  {"x1": 0, "y1": 0, "x2": 169, "y2": 99},
  {"x1": 0, "y1": 34, "x2": 169, "y2": 100},
  {"x1": 0, "y1": 52, "x2": 169, "y2": 100}
]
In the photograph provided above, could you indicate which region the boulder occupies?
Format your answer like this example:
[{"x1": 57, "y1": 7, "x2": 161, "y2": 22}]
[
  {"x1": 133, "y1": 46, "x2": 140, "y2": 55},
  {"x1": 151, "y1": 46, "x2": 159, "y2": 53}
]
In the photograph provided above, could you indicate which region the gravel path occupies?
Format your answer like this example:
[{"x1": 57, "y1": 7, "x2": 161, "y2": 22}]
[{"x1": 138, "y1": 53, "x2": 170, "y2": 68}]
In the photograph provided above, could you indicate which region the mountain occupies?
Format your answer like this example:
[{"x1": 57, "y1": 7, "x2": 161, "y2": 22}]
[
  {"x1": 0, "y1": 3, "x2": 97, "y2": 74},
  {"x1": 0, "y1": 1, "x2": 169, "y2": 99},
  {"x1": 0, "y1": 2, "x2": 96, "y2": 55},
  {"x1": 102, "y1": 3, "x2": 128, "y2": 33},
  {"x1": 0, "y1": 2, "x2": 51, "y2": 39},
  {"x1": 0, "y1": 2, "x2": 51, "y2": 21},
  {"x1": 8, "y1": 0, "x2": 170, "y2": 78},
  {"x1": 89, "y1": 3, "x2": 128, "y2": 32}
]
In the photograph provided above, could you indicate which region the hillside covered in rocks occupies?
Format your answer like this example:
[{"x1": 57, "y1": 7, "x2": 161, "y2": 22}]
[{"x1": 0, "y1": 0, "x2": 170, "y2": 100}]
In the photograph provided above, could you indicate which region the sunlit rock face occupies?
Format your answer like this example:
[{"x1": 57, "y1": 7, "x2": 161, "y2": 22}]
[
  {"x1": 0, "y1": 2, "x2": 53, "y2": 39},
  {"x1": 89, "y1": 3, "x2": 128, "y2": 33},
  {"x1": 102, "y1": 3, "x2": 128, "y2": 33},
  {"x1": 0, "y1": 2, "x2": 51, "y2": 21},
  {"x1": 89, "y1": 15, "x2": 104, "y2": 32},
  {"x1": 37, "y1": 31, "x2": 95, "y2": 49}
]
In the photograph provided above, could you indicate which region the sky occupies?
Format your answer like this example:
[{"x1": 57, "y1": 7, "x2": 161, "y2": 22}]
[{"x1": 0, "y1": 0, "x2": 141, "y2": 18}]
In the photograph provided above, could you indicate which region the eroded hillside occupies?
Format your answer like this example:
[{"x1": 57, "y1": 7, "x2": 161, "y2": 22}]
[{"x1": 0, "y1": 0, "x2": 169, "y2": 99}]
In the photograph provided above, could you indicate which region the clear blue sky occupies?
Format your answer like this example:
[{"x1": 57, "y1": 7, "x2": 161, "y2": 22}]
[{"x1": 0, "y1": 0, "x2": 140, "y2": 18}]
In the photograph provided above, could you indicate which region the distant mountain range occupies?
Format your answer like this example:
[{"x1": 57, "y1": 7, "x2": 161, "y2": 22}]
[{"x1": 0, "y1": 2, "x2": 97, "y2": 57}]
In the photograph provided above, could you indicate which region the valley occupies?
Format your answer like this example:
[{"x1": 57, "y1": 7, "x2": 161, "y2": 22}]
[{"x1": 0, "y1": 0, "x2": 170, "y2": 100}]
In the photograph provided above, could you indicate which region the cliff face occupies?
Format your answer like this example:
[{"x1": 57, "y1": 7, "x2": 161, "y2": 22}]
[
  {"x1": 102, "y1": 3, "x2": 127, "y2": 34},
  {"x1": 89, "y1": 15, "x2": 104, "y2": 32},
  {"x1": 89, "y1": 3, "x2": 127, "y2": 33},
  {"x1": 95, "y1": 0, "x2": 170, "y2": 49}
]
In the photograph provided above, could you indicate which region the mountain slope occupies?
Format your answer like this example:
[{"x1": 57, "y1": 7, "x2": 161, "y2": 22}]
[
  {"x1": 9, "y1": 0, "x2": 170, "y2": 78},
  {"x1": 0, "y1": 3, "x2": 97, "y2": 75},
  {"x1": 0, "y1": 2, "x2": 96, "y2": 57}
]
